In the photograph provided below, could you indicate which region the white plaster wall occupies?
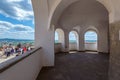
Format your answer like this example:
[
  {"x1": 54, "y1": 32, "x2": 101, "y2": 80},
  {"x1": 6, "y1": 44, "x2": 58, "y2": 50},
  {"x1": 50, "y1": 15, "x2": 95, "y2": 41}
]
[
  {"x1": 55, "y1": 43, "x2": 78, "y2": 52},
  {"x1": 54, "y1": 43, "x2": 62, "y2": 53},
  {"x1": 85, "y1": 42, "x2": 97, "y2": 51},
  {"x1": 69, "y1": 43, "x2": 78, "y2": 50},
  {"x1": 0, "y1": 49, "x2": 42, "y2": 80},
  {"x1": 32, "y1": 0, "x2": 54, "y2": 66},
  {"x1": 69, "y1": 42, "x2": 97, "y2": 51},
  {"x1": 110, "y1": 0, "x2": 120, "y2": 22}
]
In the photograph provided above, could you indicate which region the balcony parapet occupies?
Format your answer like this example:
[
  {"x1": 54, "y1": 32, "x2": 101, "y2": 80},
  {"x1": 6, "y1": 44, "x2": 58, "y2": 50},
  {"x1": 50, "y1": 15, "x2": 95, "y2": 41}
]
[{"x1": 0, "y1": 47, "x2": 41, "y2": 73}]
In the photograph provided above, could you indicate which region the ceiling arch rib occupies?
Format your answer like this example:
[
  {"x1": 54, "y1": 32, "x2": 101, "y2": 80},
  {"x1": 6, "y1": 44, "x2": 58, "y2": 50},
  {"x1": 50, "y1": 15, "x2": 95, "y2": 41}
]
[{"x1": 48, "y1": 0, "x2": 113, "y2": 29}]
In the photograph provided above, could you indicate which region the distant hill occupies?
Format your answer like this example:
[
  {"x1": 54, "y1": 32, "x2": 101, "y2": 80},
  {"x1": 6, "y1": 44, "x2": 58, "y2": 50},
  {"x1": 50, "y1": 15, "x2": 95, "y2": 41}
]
[{"x1": 0, "y1": 38, "x2": 34, "y2": 41}]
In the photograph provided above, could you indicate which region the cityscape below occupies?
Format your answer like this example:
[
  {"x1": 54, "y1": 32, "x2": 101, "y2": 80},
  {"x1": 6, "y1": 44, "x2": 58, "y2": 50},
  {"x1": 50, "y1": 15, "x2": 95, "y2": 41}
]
[
  {"x1": 0, "y1": 38, "x2": 34, "y2": 47},
  {"x1": 0, "y1": 38, "x2": 34, "y2": 64}
]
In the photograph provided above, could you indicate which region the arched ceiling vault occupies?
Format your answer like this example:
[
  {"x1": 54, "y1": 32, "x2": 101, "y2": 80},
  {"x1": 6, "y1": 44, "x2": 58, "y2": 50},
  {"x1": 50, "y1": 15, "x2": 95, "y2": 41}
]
[{"x1": 48, "y1": 0, "x2": 114, "y2": 29}]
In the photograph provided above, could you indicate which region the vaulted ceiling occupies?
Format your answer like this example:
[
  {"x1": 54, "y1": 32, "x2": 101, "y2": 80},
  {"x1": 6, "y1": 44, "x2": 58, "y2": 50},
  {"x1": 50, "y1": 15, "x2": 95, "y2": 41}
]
[{"x1": 48, "y1": 0, "x2": 120, "y2": 27}]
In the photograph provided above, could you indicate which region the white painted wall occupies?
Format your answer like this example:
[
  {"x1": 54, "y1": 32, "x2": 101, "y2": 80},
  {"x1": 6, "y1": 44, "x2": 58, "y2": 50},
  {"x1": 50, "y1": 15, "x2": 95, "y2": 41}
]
[
  {"x1": 55, "y1": 43, "x2": 79, "y2": 52},
  {"x1": 54, "y1": 43, "x2": 62, "y2": 53},
  {"x1": 55, "y1": 42, "x2": 98, "y2": 51},
  {"x1": 32, "y1": 0, "x2": 54, "y2": 66},
  {"x1": 85, "y1": 42, "x2": 97, "y2": 51},
  {"x1": 0, "y1": 48, "x2": 42, "y2": 80},
  {"x1": 69, "y1": 43, "x2": 78, "y2": 51}
]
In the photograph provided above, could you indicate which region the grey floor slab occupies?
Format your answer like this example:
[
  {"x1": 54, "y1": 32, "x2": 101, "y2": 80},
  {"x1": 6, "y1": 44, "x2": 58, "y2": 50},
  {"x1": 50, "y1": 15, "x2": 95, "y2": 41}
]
[{"x1": 36, "y1": 52, "x2": 109, "y2": 80}]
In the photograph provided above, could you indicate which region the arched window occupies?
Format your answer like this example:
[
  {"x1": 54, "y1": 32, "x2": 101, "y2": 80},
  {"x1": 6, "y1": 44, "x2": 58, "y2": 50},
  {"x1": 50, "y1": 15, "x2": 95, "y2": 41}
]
[
  {"x1": 69, "y1": 31, "x2": 79, "y2": 51},
  {"x1": 84, "y1": 31, "x2": 98, "y2": 51},
  {"x1": 69, "y1": 32, "x2": 77, "y2": 43},
  {"x1": 54, "y1": 28, "x2": 65, "y2": 52},
  {"x1": 55, "y1": 32, "x2": 59, "y2": 43},
  {"x1": 55, "y1": 29, "x2": 64, "y2": 43}
]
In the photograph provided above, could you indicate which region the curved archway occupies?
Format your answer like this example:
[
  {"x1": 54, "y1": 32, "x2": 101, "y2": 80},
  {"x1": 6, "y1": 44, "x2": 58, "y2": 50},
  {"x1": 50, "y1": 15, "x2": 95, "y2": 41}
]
[
  {"x1": 84, "y1": 31, "x2": 98, "y2": 51},
  {"x1": 55, "y1": 28, "x2": 65, "y2": 52},
  {"x1": 69, "y1": 31, "x2": 79, "y2": 51},
  {"x1": 48, "y1": 0, "x2": 113, "y2": 29}
]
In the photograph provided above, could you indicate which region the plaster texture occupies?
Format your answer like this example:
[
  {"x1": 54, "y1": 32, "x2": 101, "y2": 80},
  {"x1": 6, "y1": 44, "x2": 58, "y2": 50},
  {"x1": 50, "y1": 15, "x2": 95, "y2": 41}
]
[{"x1": 109, "y1": 22, "x2": 120, "y2": 80}]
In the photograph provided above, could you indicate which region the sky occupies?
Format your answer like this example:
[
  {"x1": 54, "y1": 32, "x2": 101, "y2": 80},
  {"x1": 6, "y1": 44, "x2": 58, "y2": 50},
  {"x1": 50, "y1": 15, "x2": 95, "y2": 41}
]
[
  {"x1": 0, "y1": 0, "x2": 34, "y2": 40},
  {"x1": 69, "y1": 32, "x2": 76, "y2": 41},
  {"x1": 55, "y1": 32, "x2": 59, "y2": 40},
  {"x1": 55, "y1": 31, "x2": 97, "y2": 41},
  {"x1": 85, "y1": 31, "x2": 97, "y2": 40}
]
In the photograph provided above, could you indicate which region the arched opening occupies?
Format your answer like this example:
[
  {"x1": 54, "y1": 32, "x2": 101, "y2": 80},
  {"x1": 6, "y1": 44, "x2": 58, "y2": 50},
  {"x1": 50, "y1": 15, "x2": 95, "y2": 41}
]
[
  {"x1": 54, "y1": 28, "x2": 65, "y2": 53},
  {"x1": 69, "y1": 31, "x2": 79, "y2": 51},
  {"x1": 48, "y1": 0, "x2": 112, "y2": 30},
  {"x1": 55, "y1": 32, "x2": 59, "y2": 43},
  {"x1": 84, "y1": 31, "x2": 98, "y2": 51}
]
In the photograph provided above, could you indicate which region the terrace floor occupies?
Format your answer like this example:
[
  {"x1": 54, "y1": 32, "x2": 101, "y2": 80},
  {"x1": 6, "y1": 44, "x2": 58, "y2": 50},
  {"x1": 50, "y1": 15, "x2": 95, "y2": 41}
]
[
  {"x1": 37, "y1": 52, "x2": 109, "y2": 80},
  {"x1": 0, "y1": 51, "x2": 16, "y2": 64}
]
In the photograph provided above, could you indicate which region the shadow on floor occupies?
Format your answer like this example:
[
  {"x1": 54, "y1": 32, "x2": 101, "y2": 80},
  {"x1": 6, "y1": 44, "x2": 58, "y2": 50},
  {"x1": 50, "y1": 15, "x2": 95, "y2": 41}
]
[{"x1": 36, "y1": 52, "x2": 109, "y2": 80}]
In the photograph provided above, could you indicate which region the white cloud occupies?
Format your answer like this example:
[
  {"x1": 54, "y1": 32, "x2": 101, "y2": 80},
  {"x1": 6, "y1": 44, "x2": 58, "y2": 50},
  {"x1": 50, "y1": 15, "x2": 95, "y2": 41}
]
[
  {"x1": 0, "y1": 21, "x2": 34, "y2": 39},
  {"x1": 4, "y1": 31, "x2": 34, "y2": 39},
  {"x1": 27, "y1": 0, "x2": 32, "y2": 5},
  {"x1": 12, "y1": 25, "x2": 34, "y2": 32},
  {"x1": 85, "y1": 31, "x2": 97, "y2": 40},
  {"x1": 14, "y1": 7, "x2": 33, "y2": 20},
  {"x1": 0, "y1": 0, "x2": 33, "y2": 20},
  {"x1": 7, "y1": 0, "x2": 23, "y2": 3},
  {"x1": 0, "y1": 21, "x2": 34, "y2": 31},
  {"x1": 0, "y1": 21, "x2": 14, "y2": 30}
]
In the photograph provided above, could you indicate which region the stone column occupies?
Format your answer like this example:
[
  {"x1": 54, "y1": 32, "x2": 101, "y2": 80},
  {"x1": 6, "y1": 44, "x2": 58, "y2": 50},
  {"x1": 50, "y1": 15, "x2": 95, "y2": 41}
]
[
  {"x1": 32, "y1": 0, "x2": 54, "y2": 66},
  {"x1": 64, "y1": 31, "x2": 69, "y2": 52},
  {"x1": 79, "y1": 31, "x2": 85, "y2": 51}
]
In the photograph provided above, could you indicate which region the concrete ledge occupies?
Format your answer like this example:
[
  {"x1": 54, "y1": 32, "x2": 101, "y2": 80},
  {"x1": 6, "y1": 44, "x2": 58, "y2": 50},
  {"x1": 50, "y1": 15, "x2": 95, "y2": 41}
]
[
  {"x1": 85, "y1": 50, "x2": 98, "y2": 52},
  {"x1": 78, "y1": 50, "x2": 85, "y2": 52},
  {"x1": 98, "y1": 52, "x2": 109, "y2": 54},
  {"x1": 0, "y1": 47, "x2": 41, "y2": 73}
]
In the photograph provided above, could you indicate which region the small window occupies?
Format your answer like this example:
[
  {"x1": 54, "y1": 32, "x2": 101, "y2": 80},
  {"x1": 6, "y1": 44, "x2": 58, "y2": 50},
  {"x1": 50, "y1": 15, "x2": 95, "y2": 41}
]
[{"x1": 55, "y1": 32, "x2": 59, "y2": 43}]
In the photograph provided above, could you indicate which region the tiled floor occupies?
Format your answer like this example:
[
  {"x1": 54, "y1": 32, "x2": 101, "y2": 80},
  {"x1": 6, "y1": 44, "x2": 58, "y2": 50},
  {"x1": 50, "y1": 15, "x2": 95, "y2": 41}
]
[{"x1": 37, "y1": 52, "x2": 109, "y2": 80}]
